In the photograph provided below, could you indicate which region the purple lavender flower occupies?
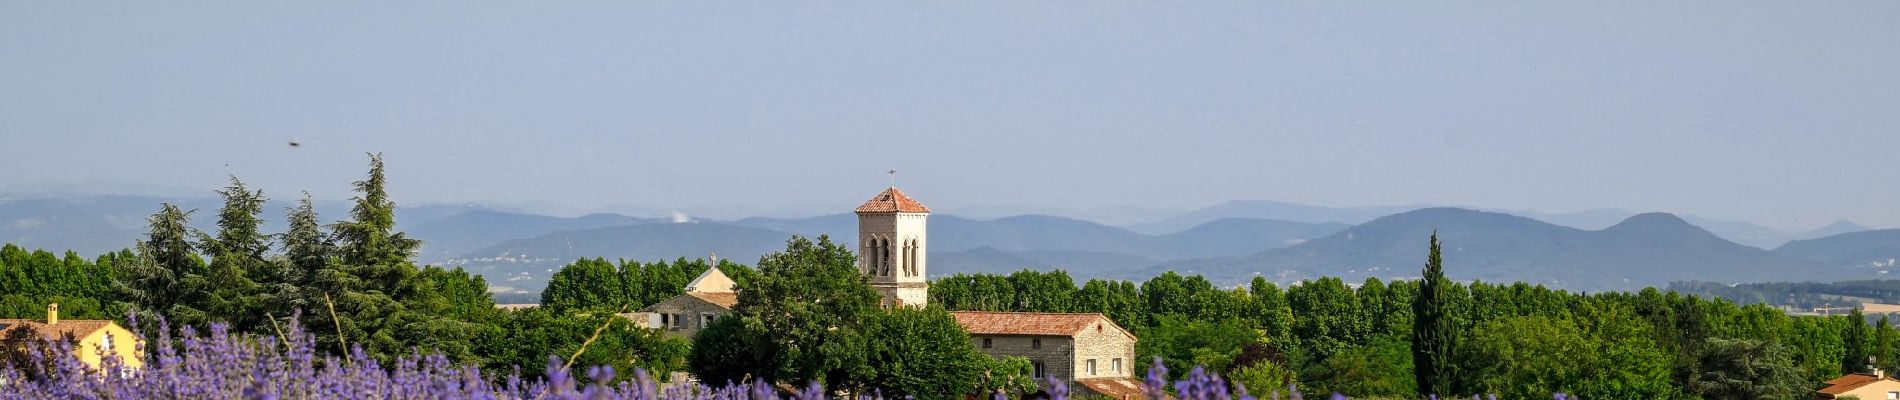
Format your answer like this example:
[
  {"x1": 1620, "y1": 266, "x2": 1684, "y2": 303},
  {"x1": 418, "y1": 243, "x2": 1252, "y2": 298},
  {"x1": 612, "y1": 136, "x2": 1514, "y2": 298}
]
[
  {"x1": 1042, "y1": 374, "x2": 1069, "y2": 400},
  {"x1": 1144, "y1": 356, "x2": 1169, "y2": 400},
  {"x1": 0, "y1": 317, "x2": 1540, "y2": 400}
]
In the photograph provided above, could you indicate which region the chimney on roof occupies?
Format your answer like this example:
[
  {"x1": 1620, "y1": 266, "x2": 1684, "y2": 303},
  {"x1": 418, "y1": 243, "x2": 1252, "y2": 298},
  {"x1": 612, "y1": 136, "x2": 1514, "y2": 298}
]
[{"x1": 46, "y1": 303, "x2": 58, "y2": 325}]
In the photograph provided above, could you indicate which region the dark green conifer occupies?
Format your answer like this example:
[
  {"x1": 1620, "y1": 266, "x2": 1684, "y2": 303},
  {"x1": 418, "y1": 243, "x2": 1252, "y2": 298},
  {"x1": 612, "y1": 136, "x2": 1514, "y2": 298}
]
[{"x1": 1412, "y1": 232, "x2": 1457, "y2": 396}]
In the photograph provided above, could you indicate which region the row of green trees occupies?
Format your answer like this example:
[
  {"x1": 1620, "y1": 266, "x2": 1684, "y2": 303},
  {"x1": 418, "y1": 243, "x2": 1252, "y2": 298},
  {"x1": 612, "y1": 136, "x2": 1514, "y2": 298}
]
[
  {"x1": 928, "y1": 244, "x2": 1874, "y2": 398},
  {"x1": 2, "y1": 154, "x2": 1889, "y2": 398},
  {"x1": 0, "y1": 154, "x2": 687, "y2": 381},
  {"x1": 537, "y1": 256, "x2": 759, "y2": 313}
]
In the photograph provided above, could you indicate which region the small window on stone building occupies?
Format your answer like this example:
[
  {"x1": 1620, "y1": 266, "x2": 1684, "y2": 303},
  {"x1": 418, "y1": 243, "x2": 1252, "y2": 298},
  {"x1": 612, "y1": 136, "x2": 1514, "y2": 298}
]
[
  {"x1": 1087, "y1": 359, "x2": 1096, "y2": 376},
  {"x1": 1032, "y1": 338, "x2": 1041, "y2": 349},
  {"x1": 673, "y1": 314, "x2": 687, "y2": 329},
  {"x1": 1113, "y1": 358, "x2": 1122, "y2": 373},
  {"x1": 1097, "y1": 324, "x2": 1103, "y2": 333},
  {"x1": 702, "y1": 313, "x2": 716, "y2": 326},
  {"x1": 1032, "y1": 361, "x2": 1045, "y2": 378},
  {"x1": 983, "y1": 338, "x2": 992, "y2": 348}
]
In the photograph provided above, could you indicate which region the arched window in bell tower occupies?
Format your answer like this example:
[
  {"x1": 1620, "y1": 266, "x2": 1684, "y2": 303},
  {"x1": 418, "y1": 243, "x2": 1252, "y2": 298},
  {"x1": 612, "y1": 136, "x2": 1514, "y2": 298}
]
[
  {"x1": 905, "y1": 238, "x2": 918, "y2": 277},
  {"x1": 880, "y1": 237, "x2": 894, "y2": 277},
  {"x1": 899, "y1": 239, "x2": 910, "y2": 277}
]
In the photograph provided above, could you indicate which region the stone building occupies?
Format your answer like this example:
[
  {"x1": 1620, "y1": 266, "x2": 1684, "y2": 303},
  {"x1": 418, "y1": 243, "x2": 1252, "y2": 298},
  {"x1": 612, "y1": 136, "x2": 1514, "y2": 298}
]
[
  {"x1": 856, "y1": 187, "x2": 931, "y2": 308},
  {"x1": 849, "y1": 187, "x2": 1147, "y2": 398},
  {"x1": 630, "y1": 266, "x2": 738, "y2": 338},
  {"x1": 950, "y1": 311, "x2": 1143, "y2": 399},
  {"x1": 0, "y1": 304, "x2": 143, "y2": 371}
]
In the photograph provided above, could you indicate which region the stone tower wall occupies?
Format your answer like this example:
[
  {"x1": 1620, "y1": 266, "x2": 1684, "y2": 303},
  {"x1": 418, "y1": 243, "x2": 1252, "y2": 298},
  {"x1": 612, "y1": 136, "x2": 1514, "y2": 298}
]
[{"x1": 858, "y1": 211, "x2": 929, "y2": 306}]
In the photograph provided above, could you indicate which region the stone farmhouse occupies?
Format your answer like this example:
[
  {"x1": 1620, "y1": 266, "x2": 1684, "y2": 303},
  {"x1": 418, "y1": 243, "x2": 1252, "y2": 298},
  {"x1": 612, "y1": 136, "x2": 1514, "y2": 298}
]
[
  {"x1": 952, "y1": 311, "x2": 1143, "y2": 399},
  {"x1": 0, "y1": 303, "x2": 143, "y2": 371},
  {"x1": 632, "y1": 265, "x2": 739, "y2": 338}
]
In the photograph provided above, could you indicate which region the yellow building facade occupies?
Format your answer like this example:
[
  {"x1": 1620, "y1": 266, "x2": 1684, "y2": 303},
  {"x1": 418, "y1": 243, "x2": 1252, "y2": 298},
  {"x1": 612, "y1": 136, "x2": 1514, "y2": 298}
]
[{"x1": 0, "y1": 304, "x2": 143, "y2": 371}]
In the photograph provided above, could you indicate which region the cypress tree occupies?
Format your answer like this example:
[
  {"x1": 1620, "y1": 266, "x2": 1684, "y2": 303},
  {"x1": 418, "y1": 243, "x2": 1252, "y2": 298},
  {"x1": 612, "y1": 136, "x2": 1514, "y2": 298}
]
[
  {"x1": 1412, "y1": 232, "x2": 1457, "y2": 396},
  {"x1": 1877, "y1": 316, "x2": 1896, "y2": 372}
]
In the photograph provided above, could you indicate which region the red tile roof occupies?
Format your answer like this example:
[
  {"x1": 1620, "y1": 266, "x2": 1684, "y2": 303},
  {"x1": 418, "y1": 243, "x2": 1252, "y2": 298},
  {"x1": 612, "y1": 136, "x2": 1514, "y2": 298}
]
[
  {"x1": 951, "y1": 311, "x2": 1117, "y2": 337},
  {"x1": 0, "y1": 319, "x2": 116, "y2": 341},
  {"x1": 1818, "y1": 372, "x2": 1897, "y2": 397},
  {"x1": 1074, "y1": 378, "x2": 1148, "y2": 400},
  {"x1": 855, "y1": 187, "x2": 930, "y2": 213},
  {"x1": 688, "y1": 292, "x2": 739, "y2": 309}
]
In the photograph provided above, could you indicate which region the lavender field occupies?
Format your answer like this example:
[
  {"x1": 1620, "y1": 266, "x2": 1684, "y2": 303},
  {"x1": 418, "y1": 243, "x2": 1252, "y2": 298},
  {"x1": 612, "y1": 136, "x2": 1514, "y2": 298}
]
[{"x1": 0, "y1": 317, "x2": 1564, "y2": 400}]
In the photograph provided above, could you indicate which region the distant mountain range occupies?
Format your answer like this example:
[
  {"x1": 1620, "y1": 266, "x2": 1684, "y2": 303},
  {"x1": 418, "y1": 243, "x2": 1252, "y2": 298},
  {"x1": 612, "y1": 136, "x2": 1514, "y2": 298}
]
[
  {"x1": 449, "y1": 214, "x2": 1347, "y2": 292},
  {"x1": 1157, "y1": 209, "x2": 1857, "y2": 291},
  {"x1": 407, "y1": 210, "x2": 660, "y2": 260},
  {"x1": 4, "y1": 193, "x2": 1895, "y2": 294},
  {"x1": 0, "y1": 194, "x2": 500, "y2": 257},
  {"x1": 1126, "y1": 200, "x2": 1416, "y2": 234},
  {"x1": 1775, "y1": 229, "x2": 1900, "y2": 268}
]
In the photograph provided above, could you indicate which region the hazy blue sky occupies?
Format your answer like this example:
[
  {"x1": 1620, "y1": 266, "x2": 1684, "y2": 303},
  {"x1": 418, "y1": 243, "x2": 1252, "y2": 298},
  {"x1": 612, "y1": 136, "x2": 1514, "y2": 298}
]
[{"x1": 2, "y1": 2, "x2": 1896, "y2": 229}]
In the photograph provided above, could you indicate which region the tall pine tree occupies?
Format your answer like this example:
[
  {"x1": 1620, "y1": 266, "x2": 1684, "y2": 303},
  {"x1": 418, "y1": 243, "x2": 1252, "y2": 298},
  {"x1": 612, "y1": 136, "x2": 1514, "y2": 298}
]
[
  {"x1": 274, "y1": 193, "x2": 335, "y2": 326},
  {"x1": 1412, "y1": 232, "x2": 1457, "y2": 397},
  {"x1": 323, "y1": 153, "x2": 428, "y2": 358},
  {"x1": 195, "y1": 177, "x2": 270, "y2": 332},
  {"x1": 117, "y1": 203, "x2": 203, "y2": 328}
]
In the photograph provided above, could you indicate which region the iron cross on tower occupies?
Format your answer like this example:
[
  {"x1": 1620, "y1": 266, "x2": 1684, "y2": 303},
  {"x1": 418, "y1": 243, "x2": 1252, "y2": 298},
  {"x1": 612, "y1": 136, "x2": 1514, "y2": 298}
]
[{"x1": 887, "y1": 169, "x2": 897, "y2": 187}]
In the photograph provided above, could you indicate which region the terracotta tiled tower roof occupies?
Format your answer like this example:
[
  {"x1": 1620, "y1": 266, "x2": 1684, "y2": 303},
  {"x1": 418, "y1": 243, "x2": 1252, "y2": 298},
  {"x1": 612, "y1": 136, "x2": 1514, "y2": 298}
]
[{"x1": 855, "y1": 187, "x2": 931, "y2": 213}]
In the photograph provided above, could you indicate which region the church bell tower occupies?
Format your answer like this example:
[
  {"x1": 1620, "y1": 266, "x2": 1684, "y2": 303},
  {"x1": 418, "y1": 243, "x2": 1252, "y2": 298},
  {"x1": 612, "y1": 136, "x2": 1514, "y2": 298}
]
[{"x1": 855, "y1": 186, "x2": 930, "y2": 307}]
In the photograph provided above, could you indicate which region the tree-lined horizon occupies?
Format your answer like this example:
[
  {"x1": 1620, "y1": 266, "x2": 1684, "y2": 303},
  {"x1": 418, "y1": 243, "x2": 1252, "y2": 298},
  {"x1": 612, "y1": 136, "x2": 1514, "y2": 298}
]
[{"x1": 0, "y1": 154, "x2": 1869, "y2": 399}]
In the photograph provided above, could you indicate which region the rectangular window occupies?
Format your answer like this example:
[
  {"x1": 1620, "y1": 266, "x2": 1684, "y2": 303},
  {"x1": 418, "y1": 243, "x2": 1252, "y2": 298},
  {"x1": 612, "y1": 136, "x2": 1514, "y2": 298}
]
[
  {"x1": 1087, "y1": 359, "x2": 1097, "y2": 376},
  {"x1": 702, "y1": 313, "x2": 716, "y2": 326},
  {"x1": 1032, "y1": 338, "x2": 1041, "y2": 349},
  {"x1": 1888, "y1": 391, "x2": 1898, "y2": 400},
  {"x1": 673, "y1": 314, "x2": 687, "y2": 329},
  {"x1": 1032, "y1": 361, "x2": 1045, "y2": 378},
  {"x1": 1113, "y1": 358, "x2": 1122, "y2": 374},
  {"x1": 982, "y1": 338, "x2": 992, "y2": 348}
]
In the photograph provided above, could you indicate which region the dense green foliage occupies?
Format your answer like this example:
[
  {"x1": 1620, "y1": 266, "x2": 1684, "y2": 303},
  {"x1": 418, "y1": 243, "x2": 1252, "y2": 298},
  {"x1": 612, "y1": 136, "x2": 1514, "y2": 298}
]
[
  {"x1": 686, "y1": 236, "x2": 1003, "y2": 399},
  {"x1": 1685, "y1": 337, "x2": 1811, "y2": 399},
  {"x1": 0, "y1": 245, "x2": 131, "y2": 320},
  {"x1": 4, "y1": 155, "x2": 1893, "y2": 396},
  {"x1": 539, "y1": 256, "x2": 756, "y2": 313},
  {"x1": 933, "y1": 260, "x2": 1882, "y2": 397},
  {"x1": 0, "y1": 154, "x2": 688, "y2": 383},
  {"x1": 861, "y1": 306, "x2": 989, "y2": 399}
]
